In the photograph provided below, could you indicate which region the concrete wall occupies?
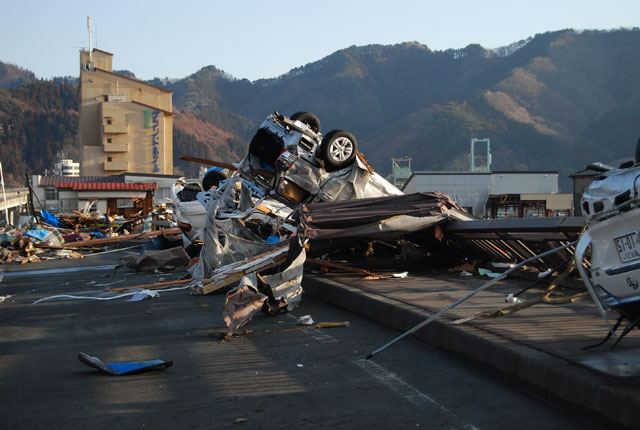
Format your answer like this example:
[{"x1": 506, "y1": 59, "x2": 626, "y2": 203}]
[{"x1": 491, "y1": 172, "x2": 558, "y2": 194}]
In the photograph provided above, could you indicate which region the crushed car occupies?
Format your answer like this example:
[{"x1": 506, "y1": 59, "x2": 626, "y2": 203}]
[
  {"x1": 172, "y1": 111, "x2": 402, "y2": 244},
  {"x1": 575, "y1": 141, "x2": 640, "y2": 348},
  {"x1": 170, "y1": 110, "x2": 404, "y2": 331},
  {"x1": 170, "y1": 166, "x2": 231, "y2": 244},
  {"x1": 237, "y1": 111, "x2": 402, "y2": 207}
]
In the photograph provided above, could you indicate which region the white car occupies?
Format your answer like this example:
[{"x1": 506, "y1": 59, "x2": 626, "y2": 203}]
[
  {"x1": 170, "y1": 179, "x2": 208, "y2": 243},
  {"x1": 575, "y1": 151, "x2": 640, "y2": 346},
  {"x1": 172, "y1": 110, "x2": 402, "y2": 241},
  {"x1": 241, "y1": 111, "x2": 401, "y2": 207},
  {"x1": 248, "y1": 111, "x2": 358, "y2": 173}
]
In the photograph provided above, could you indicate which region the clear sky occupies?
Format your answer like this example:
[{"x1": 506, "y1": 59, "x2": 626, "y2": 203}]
[{"x1": 1, "y1": 0, "x2": 638, "y2": 82}]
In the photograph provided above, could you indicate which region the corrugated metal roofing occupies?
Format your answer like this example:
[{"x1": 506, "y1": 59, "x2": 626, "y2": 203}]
[
  {"x1": 443, "y1": 217, "x2": 584, "y2": 271},
  {"x1": 55, "y1": 182, "x2": 157, "y2": 191},
  {"x1": 300, "y1": 192, "x2": 466, "y2": 244},
  {"x1": 39, "y1": 175, "x2": 125, "y2": 187},
  {"x1": 302, "y1": 192, "x2": 463, "y2": 227}
]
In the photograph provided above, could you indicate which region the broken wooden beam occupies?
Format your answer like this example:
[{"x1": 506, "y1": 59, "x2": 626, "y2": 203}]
[
  {"x1": 232, "y1": 321, "x2": 350, "y2": 336},
  {"x1": 179, "y1": 155, "x2": 237, "y2": 171},
  {"x1": 61, "y1": 228, "x2": 182, "y2": 248},
  {"x1": 192, "y1": 245, "x2": 290, "y2": 295},
  {"x1": 306, "y1": 258, "x2": 378, "y2": 277},
  {"x1": 179, "y1": 155, "x2": 274, "y2": 179},
  {"x1": 108, "y1": 277, "x2": 193, "y2": 292}
]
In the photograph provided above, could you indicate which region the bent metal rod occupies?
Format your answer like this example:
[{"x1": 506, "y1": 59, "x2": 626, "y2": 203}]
[{"x1": 366, "y1": 240, "x2": 579, "y2": 360}]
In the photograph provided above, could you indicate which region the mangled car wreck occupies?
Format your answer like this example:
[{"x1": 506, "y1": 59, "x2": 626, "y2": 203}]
[
  {"x1": 241, "y1": 111, "x2": 402, "y2": 205},
  {"x1": 575, "y1": 150, "x2": 640, "y2": 348},
  {"x1": 173, "y1": 111, "x2": 470, "y2": 333}
]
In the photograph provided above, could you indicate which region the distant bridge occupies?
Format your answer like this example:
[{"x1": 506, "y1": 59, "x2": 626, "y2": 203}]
[{"x1": 0, "y1": 187, "x2": 29, "y2": 226}]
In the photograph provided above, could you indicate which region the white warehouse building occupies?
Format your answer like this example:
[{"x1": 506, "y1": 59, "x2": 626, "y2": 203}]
[{"x1": 403, "y1": 170, "x2": 572, "y2": 218}]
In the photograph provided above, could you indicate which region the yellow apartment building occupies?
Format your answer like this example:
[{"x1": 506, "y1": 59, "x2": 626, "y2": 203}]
[{"x1": 79, "y1": 49, "x2": 173, "y2": 176}]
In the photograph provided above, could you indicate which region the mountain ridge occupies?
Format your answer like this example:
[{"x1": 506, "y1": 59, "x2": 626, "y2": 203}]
[{"x1": 1, "y1": 28, "x2": 639, "y2": 192}]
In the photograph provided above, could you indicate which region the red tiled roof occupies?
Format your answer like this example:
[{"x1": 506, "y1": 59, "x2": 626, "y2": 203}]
[
  {"x1": 39, "y1": 175, "x2": 125, "y2": 187},
  {"x1": 55, "y1": 182, "x2": 157, "y2": 191}
]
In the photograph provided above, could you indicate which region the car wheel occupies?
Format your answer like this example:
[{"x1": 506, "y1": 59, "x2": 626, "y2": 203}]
[
  {"x1": 319, "y1": 129, "x2": 357, "y2": 171},
  {"x1": 290, "y1": 111, "x2": 321, "y2": 133}
]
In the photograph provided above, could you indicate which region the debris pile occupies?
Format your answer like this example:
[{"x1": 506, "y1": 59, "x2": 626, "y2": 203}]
[
  {"x1": 155, "y1": 111, "x2": 436, "y2": 332},
  {"x1": 0, "y1": 204, "x2": 177, "y2": 264},
  {"x1": 299, "y1": 191, "x2": 474, "y2": 266},
  {"x1": 21, "y1": 111, "x2": 483, "y2": 335}
]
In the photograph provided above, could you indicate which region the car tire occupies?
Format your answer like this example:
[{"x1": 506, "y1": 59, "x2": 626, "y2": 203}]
[
  {"x1": 290, "y1": 111, "x2": 321, "y2": 133},
  {"x1": 319, "y1": 129, "x2": 358, "y2": 171}
]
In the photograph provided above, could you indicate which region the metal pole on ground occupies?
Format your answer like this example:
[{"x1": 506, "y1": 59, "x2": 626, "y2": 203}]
[{"x1": 366, "y1": 240, "x2": 578, "y2": 360}]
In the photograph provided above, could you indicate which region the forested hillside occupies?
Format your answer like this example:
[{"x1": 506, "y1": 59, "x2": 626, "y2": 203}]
[
  {"x1": 0, "y1": 80, "x2": 78, "y2": 185},
  {"x1": 159, "y1": 29, "x2": 640, "y2": 190},
  {"x1": 0, "y1": 62, "x2": 35, "y2": 89},
  {"x1": 2, "y1": 28, "x2": 639, "y2": 190},
  {"x1": 0, "y1": 78, "x2": 245, "y2": 184}
]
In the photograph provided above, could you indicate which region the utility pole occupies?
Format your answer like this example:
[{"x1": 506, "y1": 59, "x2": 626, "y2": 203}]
[
  {"x1": 0, "y1": 162, "x2": 8, "y2": 223},
  {"x1": 25, "y1": 171, "x2": 35, "y2": 218}
]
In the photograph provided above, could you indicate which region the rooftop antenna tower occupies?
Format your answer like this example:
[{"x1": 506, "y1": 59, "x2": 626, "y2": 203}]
[
  {"x1": 87, "y1": 16, "x2": 93, "y2": 61},
  {"x1": 391, "y1": 156, "x2": 412, "y2": 188},
  {"x1": 470, "y1": 138, "x2": 491, "y2": 172}
]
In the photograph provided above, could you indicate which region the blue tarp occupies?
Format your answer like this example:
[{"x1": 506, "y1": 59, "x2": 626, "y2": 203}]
[
  {"x1": 0, "y1": 233, "x2": 14, "y2": 244},
  {"x1": 78, "y1": 352, "x2": 173, "y2": 375},
  {"x1": 24, "y1": 228, "x2": 52, "y2": 241},
  {"x1": 39, "y1": 210, "x2": 66, "y2": 229}
]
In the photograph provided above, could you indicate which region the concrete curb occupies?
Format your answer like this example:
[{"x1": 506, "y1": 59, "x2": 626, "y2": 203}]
[{"x1": 303, "y1": 275, "x2": 640, "y2": 428}]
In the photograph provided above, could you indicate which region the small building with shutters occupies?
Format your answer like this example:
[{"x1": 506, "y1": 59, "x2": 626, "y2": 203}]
[{"x1": 33, "y1": 175, "x2": 157, "y2": 216}]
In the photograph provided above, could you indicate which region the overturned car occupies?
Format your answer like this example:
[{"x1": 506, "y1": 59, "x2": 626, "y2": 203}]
[
  {"x1": 238, "y1": 111, "x2": 402, "y2": 207},
  {"x1": 171, "y1": 111, "x2": 477, "y2": 334},
  {"x1": 170, "y1": 111, "x2": 405, "y2": 331},
  {"x1": 172, "y1": 111, "x2": 402, "y2": 242}
]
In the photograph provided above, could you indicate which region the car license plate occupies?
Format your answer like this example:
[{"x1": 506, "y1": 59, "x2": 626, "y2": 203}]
[{"x1": 615, "y1": 232, "x2": 640, "y2": 263}]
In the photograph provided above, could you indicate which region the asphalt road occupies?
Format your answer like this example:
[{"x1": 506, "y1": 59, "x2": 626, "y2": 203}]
[{"x1": 0, "y1": 260, "x2": 613, "y2": 429}]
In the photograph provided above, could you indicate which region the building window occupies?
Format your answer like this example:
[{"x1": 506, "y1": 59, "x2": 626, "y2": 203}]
[
  {"x1": 107, "y1": 156, "x2": 113, "y2": 162},
  {"x1": 44, "y1": 188, "x2": 58, "y2": 201},
  {"x1": 107, "y1": 119, "x2": 112, "y2": 125},
  {"x1": 107, "y1": 138, "x2": 112, "y2": 143}
]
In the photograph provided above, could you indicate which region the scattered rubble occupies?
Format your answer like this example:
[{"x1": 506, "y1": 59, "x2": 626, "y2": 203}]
[
  {"x1": 15, "y1": 110, "x2": 596, "y2": 342},
  {"x1": 0, "y1": 205, "x2": 178, "y2": 264}
]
